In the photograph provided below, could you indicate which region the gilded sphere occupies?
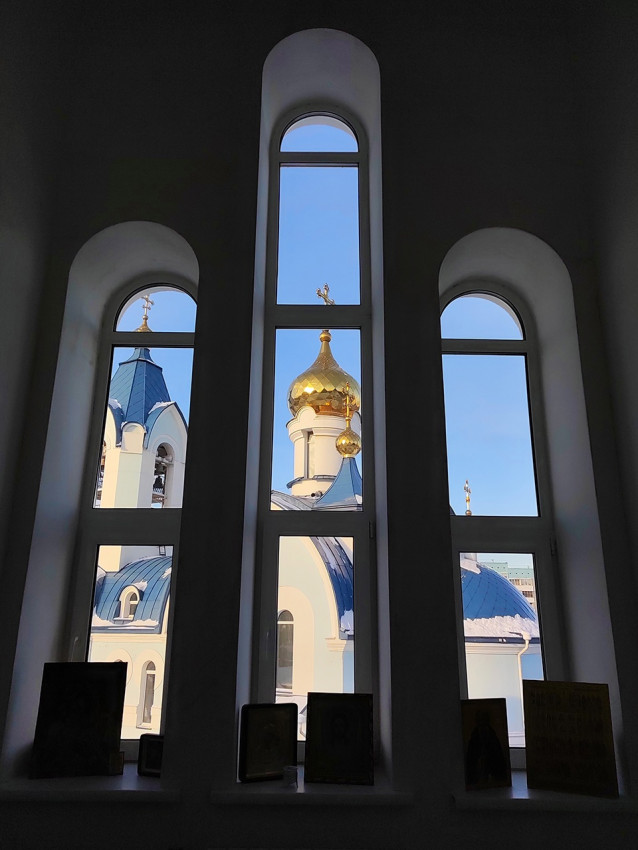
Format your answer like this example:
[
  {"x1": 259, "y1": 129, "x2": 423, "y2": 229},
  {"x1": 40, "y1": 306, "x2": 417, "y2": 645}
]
[
  {"x1": 287, "y1": 330, "x2": 361, "y2": 417},
  {"x1": 335, "y1": 425, "x2": 362, "y2": 457}
]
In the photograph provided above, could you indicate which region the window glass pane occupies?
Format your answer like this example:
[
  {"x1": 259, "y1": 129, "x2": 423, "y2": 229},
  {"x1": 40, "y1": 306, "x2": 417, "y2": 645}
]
[
  {"x1": 443, "y1": 354, "x2": 538, "y2": 516},
  {"x1": 460, "y1": 552, "x2": 543, "y2": 747},
  {"x1": 276, "y1": 536, "x2": 354, "y2": 740},
  {"x1": 116, "y1": 288, "x2": 196, "y2": 332},
  {"x1": 281, "y1": 117, "x2": 358, "y2": 152},
  {"x1": 88, "y1": 544, "x2": 173, "y2": 739},
  {"x1": 272, "y1": 329, "x2": 362, "y2": 509},
  {"x1": 441, "y1": 294, "x2": 523, "y2": 340},
  {"x1": 277, "y1": 166, "x2": 360, "y2": 304},
  {"x1": 94, "y1": 347, "x2": 192, "y2": 508}
]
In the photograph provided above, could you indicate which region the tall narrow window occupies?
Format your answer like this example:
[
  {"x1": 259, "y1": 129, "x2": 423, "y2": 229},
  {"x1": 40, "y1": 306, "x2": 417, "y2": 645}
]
[
  {"x1": 253, "y1": 113, "x2": 376, "y2": 739},
  {"x1": 441, "y1": 290, "x2": 558, "y2": 748},
  {"x1": 276, "y1": 610, "x2": 294, "y2": 691},
  {"x1": 74, "y1": 285, "x2": 196, "y2": 741}
]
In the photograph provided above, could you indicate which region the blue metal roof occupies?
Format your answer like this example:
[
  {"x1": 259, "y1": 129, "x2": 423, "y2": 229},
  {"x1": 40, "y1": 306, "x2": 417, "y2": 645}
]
[
  {"x1": 270, "y1": 490, "x2": 355, "y2": 638},
  {"x1": 309, "y1": 536, "x2": 354, "y2": 638},
  {"x1": 461, "y1": 562, "x2": 536, "y2": 621},
  {"x1": 93, "y1": 555, "x2": 172, "y2": 634},
  {"x1": 109, "y1": 348, "x2": 171, "y2": 426},
  {"x1": 314, "y1": 457, "x2": 362, "y2": 510}
]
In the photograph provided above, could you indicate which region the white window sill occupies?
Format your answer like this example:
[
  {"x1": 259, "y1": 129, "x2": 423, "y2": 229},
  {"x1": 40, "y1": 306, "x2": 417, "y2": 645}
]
[
  {"x1": 0, "y1": 763, "x2": 177, "y2": 802},
  {"x1": 210, "y1": 766, "x2": 413, "y2": 806},
  {"x1": 454, "y1": 770, "x2": 638, "y2": 812}
]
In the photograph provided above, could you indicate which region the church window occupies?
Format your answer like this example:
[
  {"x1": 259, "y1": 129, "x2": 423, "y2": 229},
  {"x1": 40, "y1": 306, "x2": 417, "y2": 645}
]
[
  {"x1": 442, "y1": 293, "x2": 537, "y2": 517},
  {"x1": 249, "y1": 106, "x2": 379, "y2": 742},
  {"x1": 78, "y1": 284, "x2": 195, "y2": 742},
  {"x1": 276, "y1": 611, "x2": 294, "y2": 691},
  {"x1": 441, "y1": 288, "x2": 558, "y2": 749},
  {"x1": 118, "y1": 587, "x2": 140, "y2": 620},
  {"x1": 280, "y1": 116, "x2": 358, "y2": 153},
  {"x1": 277, "y1": 116, "x2": 361, "y2": 305},
  {"x1": 140, "y1": 661, "x2": 157, "y2": 726}
]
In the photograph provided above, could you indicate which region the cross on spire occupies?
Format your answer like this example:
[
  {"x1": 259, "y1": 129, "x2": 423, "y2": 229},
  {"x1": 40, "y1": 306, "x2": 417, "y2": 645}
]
[
  {"x1": 135, "y1": 293, "x2": 154, "y2": 332},
  {"x1": 316, "y1": 283, "x2": 335, "y2": 306}
]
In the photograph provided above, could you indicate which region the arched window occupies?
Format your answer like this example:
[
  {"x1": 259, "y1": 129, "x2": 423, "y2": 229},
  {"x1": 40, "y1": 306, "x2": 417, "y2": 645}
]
[
  {"x1": 241, "y1": 30, "x2": 386, "y2": 757},
  {"x1": 140, "y1": 661, "x2": 157, "y2": 727},
  {"x1": 276, "y1": 610, "x2": 294, "y2": 691},
  {"x1": 441, "y1": 288, "x2": 554, "y2": 747},
  {"x1": 117, "y1": 587, "x2": 140, "y2": 621},
  {"x1": 78, "y1": 283, "x2": 195, "y2": 742},
  {"x1": 439, "y1": 229, "x2": 619, "y2": 758},
  {"x1": 0, "y1": 221, "x2": 199, "y2": 775}
]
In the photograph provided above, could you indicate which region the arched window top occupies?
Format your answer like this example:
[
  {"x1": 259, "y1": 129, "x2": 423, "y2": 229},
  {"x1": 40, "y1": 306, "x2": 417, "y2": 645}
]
[
  {"x1": 278, "y1": 609, "x2": 294, "y2": 622},
  {"x1": 441, "y1": 292, "x2": 523, "y2": 340},
  {"x1": 119, "y1": 586, "x2": 140, "y2": 620},
  {"x1": 281, "y1": 115, "x2": 358, "y2": 152},
  {"x1": 116, "y1": 286, "x2": 197, "y2": 332}
]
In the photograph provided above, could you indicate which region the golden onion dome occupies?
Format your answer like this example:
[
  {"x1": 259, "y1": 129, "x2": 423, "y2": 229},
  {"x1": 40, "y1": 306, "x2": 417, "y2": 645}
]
[
  {"x1": 287, "y1": 329, "x2": 361, "y2": 417},
  {"x1": 336, "y1": 424, "x2": 362, "y2": 457}
]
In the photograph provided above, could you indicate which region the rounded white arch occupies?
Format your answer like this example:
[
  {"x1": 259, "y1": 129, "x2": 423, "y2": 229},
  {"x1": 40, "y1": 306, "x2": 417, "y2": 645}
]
[
  {"x1": 261, "y1": 29, "x2": 380, "y2": 146},
  {"x1": 439, "y1": 227, "x2": 621, "y2": 742},
  {"x1": 1, "y1": 222, "x2": 198, "y2": 777}
]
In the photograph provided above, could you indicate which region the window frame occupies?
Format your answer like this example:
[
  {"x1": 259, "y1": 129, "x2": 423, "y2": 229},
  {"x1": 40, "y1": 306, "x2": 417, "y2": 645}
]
[
  {"x1": 64, "y1": 281, "x2": 196, "y2": 750},
  {"x1": 441, "y1": 281, "x2": 568, "y2": 746},
  {"x1": 251, "y1": 107, "x2": 378, "y2": 734}
]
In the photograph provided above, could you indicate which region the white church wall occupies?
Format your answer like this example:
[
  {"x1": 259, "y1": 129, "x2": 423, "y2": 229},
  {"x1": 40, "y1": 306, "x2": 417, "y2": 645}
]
[
  {"x1": 277, "y1": 536, "x2": 350, "y2": 695},
  {"x1": 89, "y1": 637, "x2": 165, "y2": 737},
  {"x1": 465, "y1": 642, "x2": 543, "y2": 746}
]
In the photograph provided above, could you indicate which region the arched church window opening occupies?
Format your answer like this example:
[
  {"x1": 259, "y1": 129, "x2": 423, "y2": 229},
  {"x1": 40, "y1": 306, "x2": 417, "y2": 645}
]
[
  {"x1": 276, "y1": 610, "x2": 294, "y2": 691},
  {"x1": 442, "y1": 288, "x2": 552, "y2": 749},
  {"x1": 152, "y1": 443, "x2": 173, "y2": 507},
  {"x1": 277, "y1": 117, "x2": 361, "y2": 305},
  {"x1": 82, "y1": 284, "x2": 194, "y2": 742},
  {"x1": 441, "y1": 294, "x2": 538, "y2": 517},
  {"x1": 441, "y1": 292, "x2": 524, "y2": 341},
  {"x1": 121, "y1": 588, "x2": 140, "y2": 620},
  {"x1": 116, "y1": 286, "x2": 196, "y2": 333},
  {"x1": 280, "y1": 115, "x2": 358, "y2": 153},
  {"x1": 93, "y1": 288, "x2": 195, "y2": 509},
  {"x1": 251, "y1": 99, "x2": 378, "y2": 744},
  {"x1": 140, "y1": 661, "x2": 157, "y2": 726}
]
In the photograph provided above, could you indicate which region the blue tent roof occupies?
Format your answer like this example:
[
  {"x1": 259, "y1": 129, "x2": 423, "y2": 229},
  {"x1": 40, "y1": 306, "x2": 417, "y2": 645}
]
[
  {"x1": 109, "y1": 348, "x2": 171, "y2": 426},
  {"x1": 461, "y1": 562, "x2": 536, "y2": 621},
  {"x1": 314, "y1": 457, "x2": 362, "y2": 510},
  {"x1": 93, "y1": 555, "x2": 172, "y2": 634}
]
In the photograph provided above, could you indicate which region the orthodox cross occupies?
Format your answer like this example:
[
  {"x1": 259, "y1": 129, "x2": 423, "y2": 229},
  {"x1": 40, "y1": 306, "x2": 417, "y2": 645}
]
[
  {"x1": 464, "y1": 479, "x2": 472, "y2": 516},
  {"x1": 135, "y1": 293, "x2": 154, "y2": 332},
  {"x1": 316, "y1": 283, "x2": 335, "y2": 305},
  {"x1": 141, "y1": 293, "x2": 154, "y2": 319}
]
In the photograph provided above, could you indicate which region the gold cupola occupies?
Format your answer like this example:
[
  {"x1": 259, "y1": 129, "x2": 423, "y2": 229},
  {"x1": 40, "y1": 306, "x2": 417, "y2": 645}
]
[
  {"x1": 335, "y1": 382, "x2": 362, "y2": 457},
  {"x1": 287, "y1": 329, "x2": 361, "y2": 418}
]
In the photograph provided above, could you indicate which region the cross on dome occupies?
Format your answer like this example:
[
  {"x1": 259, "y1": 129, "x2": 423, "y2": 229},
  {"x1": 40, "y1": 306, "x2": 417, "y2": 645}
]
[{"x1": 135, "y1": 293, "x2": 155, "y2": 333}]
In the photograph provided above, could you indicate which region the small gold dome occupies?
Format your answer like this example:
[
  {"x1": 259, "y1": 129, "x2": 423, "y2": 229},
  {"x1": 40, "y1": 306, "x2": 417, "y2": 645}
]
[
  {"x1": 287, "y1": 330, "x2": 361, "y2": 417},
  {"x1": 336, "y1": 424, "x2": 362, "y2": 457}
]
